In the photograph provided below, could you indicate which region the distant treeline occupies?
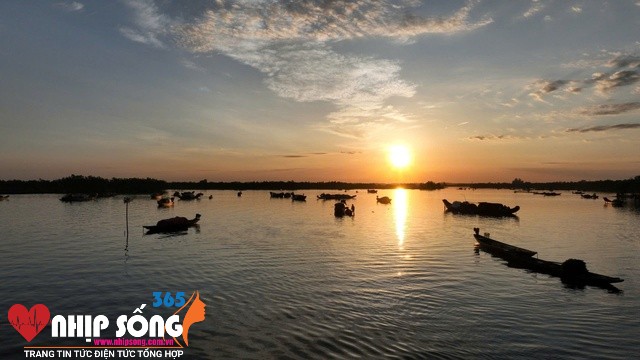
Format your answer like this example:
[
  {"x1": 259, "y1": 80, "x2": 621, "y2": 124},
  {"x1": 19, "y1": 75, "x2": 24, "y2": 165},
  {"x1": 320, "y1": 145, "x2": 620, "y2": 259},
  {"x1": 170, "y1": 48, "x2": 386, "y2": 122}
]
[
  {"x1": 0, "y1": 175, "x2": 444, "y2": 194},
  {"x1": 1, "y1": 174, "x2": 638, "y2": 195},
  {"x1": 455, "y1": 176, "x2": 640, "y2": 194},
  {"x1": 0, "y1": 175, "x2": 168, "y2": 195}
]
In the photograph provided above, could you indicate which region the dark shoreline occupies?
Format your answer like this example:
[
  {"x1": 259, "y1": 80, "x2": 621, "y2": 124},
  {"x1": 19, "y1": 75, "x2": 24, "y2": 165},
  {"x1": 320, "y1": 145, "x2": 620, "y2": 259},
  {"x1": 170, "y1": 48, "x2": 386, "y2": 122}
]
[{"x1": 0, "y1": 174, "x2": 638, "y2": 195}]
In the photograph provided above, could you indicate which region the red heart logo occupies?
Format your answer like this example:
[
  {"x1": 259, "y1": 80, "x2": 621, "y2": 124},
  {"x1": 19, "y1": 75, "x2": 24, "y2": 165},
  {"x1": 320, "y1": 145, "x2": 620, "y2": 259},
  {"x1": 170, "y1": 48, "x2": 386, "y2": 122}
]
[{"x1": 8, "y1": 304, "x2": 50, "y2": 342}]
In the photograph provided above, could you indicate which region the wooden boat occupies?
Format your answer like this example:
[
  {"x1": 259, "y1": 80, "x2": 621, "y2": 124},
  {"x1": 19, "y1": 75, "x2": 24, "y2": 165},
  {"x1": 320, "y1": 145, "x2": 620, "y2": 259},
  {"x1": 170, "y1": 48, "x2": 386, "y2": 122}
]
[
  {"x1": 144, "y1": 214, "x2": 201, "y2": 234},
  {"x1": 291, "y1": 194, "x2": 307, "y2": 201},
  {"x1": 367, "y1": 189, "x2": 378, "y2": 194},
  {"x1": 334, "y1": 202, "x2": 354, "y2": 217},
  {"x1": 157, "y1": 197, "x2": 174, "y2": 208},
  {"x1": 317, "y1": 193, "x2": 357, "y2": 200},
  {"x1": 150, "y1": 192, "x2": 165, "y2": 200},
  {"x1": 473, "y1": 228, "x2": 537, "y2": 257},
  {"x1": 603, "y1": 197, "x2": 625, "y2": 207},
  {"x1": 443, "y1": 199, "x2": 519, "y2": 217},
  {"x1": 59, "y1": 193, "x2": 96, "y2": 202},
  {"x1": 581, "y1": 193, "x2": 598, "y2": 199},
  {"x1": 376, "y1": 196, "x2": 391, "y2": 204},
  {"x1": 473, "y1": 228, "x2": 624, "y2": 289},
  {"x1": 173, "y1": 191, "x2": 204, "y2": 200},
  {"x1": 270, "y1": 191, "x2": 292, "y2": 198},
  {"x1": 532, "y1": 191, "x2": 561, "y2": 196}
]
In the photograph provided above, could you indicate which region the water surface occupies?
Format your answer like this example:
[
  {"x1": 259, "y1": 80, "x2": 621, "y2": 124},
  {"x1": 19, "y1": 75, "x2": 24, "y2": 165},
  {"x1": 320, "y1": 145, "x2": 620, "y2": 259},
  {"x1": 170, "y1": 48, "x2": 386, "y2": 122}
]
[{"x1": 1, "y1": 189, "x2": 638, "y2": 359}]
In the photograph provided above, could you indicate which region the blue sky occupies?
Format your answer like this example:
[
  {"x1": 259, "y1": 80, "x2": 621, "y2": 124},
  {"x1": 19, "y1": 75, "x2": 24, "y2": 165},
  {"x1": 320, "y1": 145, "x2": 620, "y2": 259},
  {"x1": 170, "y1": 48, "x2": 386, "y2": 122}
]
[{"x1": 1, "y1": 0, "x2": 639, "y2": 182}]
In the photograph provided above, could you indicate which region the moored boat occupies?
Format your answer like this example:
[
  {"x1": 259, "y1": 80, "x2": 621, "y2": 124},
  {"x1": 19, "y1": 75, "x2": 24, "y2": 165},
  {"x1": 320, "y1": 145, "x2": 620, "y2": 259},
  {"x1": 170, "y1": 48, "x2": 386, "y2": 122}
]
[
  {"x1": 376, "y1": 196, "x2": 391, "y2": 204},
  {"x1": 157, "y1": 197, "x2": 175, "y2": 208},
  {"x1": 334, "y1": 201, "x2": 355, "y2": 217},
  {"x1": 604, "y1": 197, "x2": 625, "y2": 207},
  {"x1": 174, "y1": 191, "x2": 204, "y2": 200},
  {"x1": 317, "y1": 193, "x2": 357, "y2": 200},
  {"x1": 581, "y1": 193, "x2": 598, "y2": 199},
  {"x1": 473, "y1": 228, "x2": 537, "y2": 257},
  {"x1": 532, "y1": 191, "x2": 561, "y2": 196},
  {"x1": 473, "y1": 228, "x2": 623, "y2": 290},
  {"x1": 60, "y1": 193, "x2": 96, "y2": 202},
  {"x1": 144, "y1": 214, "x2": 201, "y2": 234},
  {"x1": 150, "y1": 192, "x2": 165, "y2": 200},
  {"x1": 443, "y1": 199, "x2": 519, "y2": 217},
  {"x1": 291, "y1": 193, "x2": 307, "y2": 201}
]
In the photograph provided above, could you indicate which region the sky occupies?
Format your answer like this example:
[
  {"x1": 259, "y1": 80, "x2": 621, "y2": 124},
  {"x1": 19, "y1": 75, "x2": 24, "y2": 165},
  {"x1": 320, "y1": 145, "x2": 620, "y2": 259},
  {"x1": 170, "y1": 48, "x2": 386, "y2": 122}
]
[{"x1": 1, "y1": 0, "x2": 639, "y2": 183}]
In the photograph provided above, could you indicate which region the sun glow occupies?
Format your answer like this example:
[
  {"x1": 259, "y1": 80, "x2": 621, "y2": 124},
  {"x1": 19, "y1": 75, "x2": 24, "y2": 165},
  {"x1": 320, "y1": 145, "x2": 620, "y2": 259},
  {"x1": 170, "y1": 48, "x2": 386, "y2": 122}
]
[{"x1": 388, "y1": 145, "x2": 412, "y2": 169}]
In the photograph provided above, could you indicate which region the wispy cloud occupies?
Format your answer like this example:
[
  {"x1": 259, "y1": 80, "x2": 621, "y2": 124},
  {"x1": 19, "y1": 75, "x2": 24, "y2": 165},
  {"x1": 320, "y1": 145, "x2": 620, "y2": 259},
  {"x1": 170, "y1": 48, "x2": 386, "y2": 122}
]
[
  {"x1": 164, "y1": 1, "x2": 490, "y2": 138},
  {"x1": 593, "y1": 70, "x2": 640, "y2": 93},
  {"x1": 522, "y1": 0, "x2": 545, "y2": 19},
  {"x1": 118, "y1": 1, "x2": 492, "y2": 139},
  {"x1": 577, "y1": 102, "x2": 640, "y2": 116},
  {"x1": 55, "y1": 1, "x2": 84, "y2": 12},
  {"x1": 468, "y1": 134, "x2": 526, "y2": 141},
  {"x1": 567, "y1": 123, "x2": 640, "y2": 133},
  {"x1": 528, "y1": 53, "x2": 640, "y2": 101},
  {"x1": 119, "y1": 0, "x2": 171, "y2": 48},
  {"x1": 529, "y1": 79, "x2": 570, "y2": 101},
  {"x1": 177, "y1": 0, "x2": 492, "y2": 49}
]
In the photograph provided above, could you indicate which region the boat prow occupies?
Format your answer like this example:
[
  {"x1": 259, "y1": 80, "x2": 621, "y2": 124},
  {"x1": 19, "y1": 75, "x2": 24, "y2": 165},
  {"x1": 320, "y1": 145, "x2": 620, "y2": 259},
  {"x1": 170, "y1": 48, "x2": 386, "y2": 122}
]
[{"x1": 473, "y1": 228, "x2": 537, "y2": 257}]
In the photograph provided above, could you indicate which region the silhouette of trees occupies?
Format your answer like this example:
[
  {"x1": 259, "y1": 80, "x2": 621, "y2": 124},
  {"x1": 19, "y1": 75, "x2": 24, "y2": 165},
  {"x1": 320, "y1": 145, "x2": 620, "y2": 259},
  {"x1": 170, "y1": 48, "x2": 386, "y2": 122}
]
[{"x1": 0, "y1": 174, "x2": 637, "y2": 194}]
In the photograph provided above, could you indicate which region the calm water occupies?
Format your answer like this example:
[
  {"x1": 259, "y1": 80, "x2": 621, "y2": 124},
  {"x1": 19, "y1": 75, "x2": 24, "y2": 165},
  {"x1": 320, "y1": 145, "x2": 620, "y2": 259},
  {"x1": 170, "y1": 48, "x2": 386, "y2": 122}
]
[{"x1": 1, "y1": 189, "x2": 639, "y2": 359}]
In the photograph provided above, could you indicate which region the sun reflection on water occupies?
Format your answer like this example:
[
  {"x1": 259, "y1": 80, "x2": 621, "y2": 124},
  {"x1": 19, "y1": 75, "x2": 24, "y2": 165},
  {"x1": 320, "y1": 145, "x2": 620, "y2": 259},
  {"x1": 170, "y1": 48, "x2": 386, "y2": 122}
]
[{"x1": 393, "y1": 188, "x2": 408, "y2": 247}]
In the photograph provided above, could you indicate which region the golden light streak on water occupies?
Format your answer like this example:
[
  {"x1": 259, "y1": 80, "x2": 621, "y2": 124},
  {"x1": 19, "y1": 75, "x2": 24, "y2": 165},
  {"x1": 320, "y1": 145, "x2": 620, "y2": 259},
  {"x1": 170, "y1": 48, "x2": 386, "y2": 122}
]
[{"x1": 393, "y1": 188, "x2": 408, "y2": 247}]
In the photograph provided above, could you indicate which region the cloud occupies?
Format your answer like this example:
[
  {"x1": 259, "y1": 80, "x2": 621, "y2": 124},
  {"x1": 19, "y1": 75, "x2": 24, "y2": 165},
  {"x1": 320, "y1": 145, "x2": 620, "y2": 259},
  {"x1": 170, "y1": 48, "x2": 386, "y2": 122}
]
[
  {"x1": 56, "y1": 2, "x2": 84, "y2": 12},
  {"x1": 119, "y1": 0, "x2": 171, "y2": 48},
  {"x1": 606, "y1": 55, "x2": 640, "y2": 69},
  {"x1": 577, "y1": 102, "x2": 640, "y2": 116},
  {"x1": 594, "y1": 70, "x2": 640, "y2": 93},
  {"x1": 529, "y1": 53, "x2": 640, "y2": 101},
  {"x1": 566, "y1": 123, "x2": 640, "y2": 133},
  {"x1": 117, "y1": 1, "x2": 493, "y2": 139},
  {"x1": 528, "y1": 80, "x2": 570, "y2": 101},
  {"x1": 468, "y1": 134, "x2": 523, "y2": 141},
  {"x1": 119, "y1": 27, "x2": 165, "y2": 48},
  {"x1": 165, "y1": 1, "x2": 491, "y2": 138},
  {"x1": 181, "y1": 59, "x2": 205, "y2": 72},
  {"x1": 522, "y1": 1, "x2": 545, "y2": 18},
  {"x1": 177, "y1": 0, "x2": 492, "y2": 50}
]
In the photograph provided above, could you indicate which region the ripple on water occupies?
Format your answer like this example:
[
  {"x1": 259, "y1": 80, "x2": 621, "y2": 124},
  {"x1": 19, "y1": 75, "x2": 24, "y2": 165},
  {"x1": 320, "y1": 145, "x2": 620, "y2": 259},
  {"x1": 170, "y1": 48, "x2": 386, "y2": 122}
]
[{"x1": 0, "y1": 191, "x2": 638, "y2": 359}]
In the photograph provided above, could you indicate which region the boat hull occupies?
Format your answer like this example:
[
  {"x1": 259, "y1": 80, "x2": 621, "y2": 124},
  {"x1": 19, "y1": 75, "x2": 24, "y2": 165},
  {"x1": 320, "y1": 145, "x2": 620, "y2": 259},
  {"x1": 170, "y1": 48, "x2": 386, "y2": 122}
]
[
  {"x1": 473, "y1": 229, "x2": 623, "y2": 290},
  {"x1": 443, "y1": 199, "x2": 519, "y2": 217},
  {"x1": 144, "y1": 214, "x2": 201, "y2": 234}
]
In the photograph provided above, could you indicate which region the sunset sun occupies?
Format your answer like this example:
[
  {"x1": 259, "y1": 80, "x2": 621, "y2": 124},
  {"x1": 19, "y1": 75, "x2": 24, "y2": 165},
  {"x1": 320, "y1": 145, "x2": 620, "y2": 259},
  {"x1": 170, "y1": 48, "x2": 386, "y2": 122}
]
[{"x1": 388, "y1": 145, "x2": 412, "y2": 170}]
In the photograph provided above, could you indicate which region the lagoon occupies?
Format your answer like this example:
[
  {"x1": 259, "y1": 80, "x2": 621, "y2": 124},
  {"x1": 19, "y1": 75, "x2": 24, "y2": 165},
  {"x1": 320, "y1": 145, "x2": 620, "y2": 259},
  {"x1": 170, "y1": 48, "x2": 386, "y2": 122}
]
[{"x1": 1, "y1": 189, "x2": 639, "y2": 359}]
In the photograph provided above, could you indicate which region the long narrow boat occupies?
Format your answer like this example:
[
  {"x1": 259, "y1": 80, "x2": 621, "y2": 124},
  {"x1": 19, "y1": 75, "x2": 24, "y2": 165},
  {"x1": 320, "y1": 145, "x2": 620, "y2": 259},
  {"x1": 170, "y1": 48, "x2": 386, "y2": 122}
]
[
  {"x1": 317, "y1": 193, "x2": 356, "y2": 200},
  {"x1": 473, "y1": 228, "x2": 623, "y2": 290},
  {"x1": 473, "y1": 228, "x2": 537, "y2": 257},
  {"x1": 144, "y1": 214, "x2": 201, "y2": 234}
]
